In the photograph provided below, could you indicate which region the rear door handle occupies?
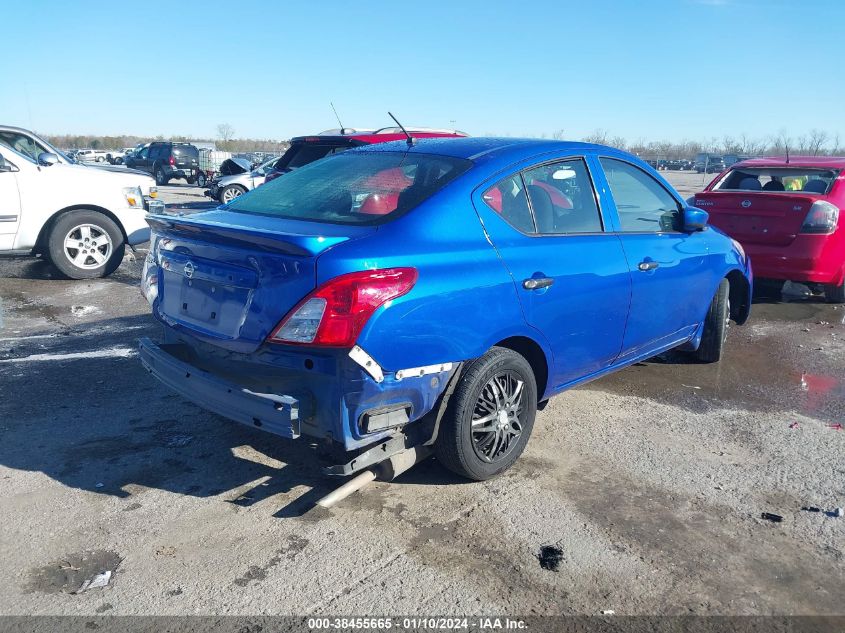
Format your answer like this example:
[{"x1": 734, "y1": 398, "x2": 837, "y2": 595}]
[
  {"x1": 637, "y1": 261, "x2": 659, "y2": 271},
  {"x1": 523, "y1": 277, "x2": 554, "y2": 290}
]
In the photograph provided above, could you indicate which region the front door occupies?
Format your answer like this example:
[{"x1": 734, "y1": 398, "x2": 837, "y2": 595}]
[
  {"x1": 473, "y1": 157, "x2": 631, "y2": 390},
  {"x1": 596, "y1": 157, "x2": 711, "y2": 359}
]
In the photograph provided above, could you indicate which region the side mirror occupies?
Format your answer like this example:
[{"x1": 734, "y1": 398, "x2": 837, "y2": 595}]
[
  {"x1": 38, "y1": 152, "x2": 59, "y2": 166},
  {"x1": 683, "y1": 206, "x2": 709, "y2": 232}
]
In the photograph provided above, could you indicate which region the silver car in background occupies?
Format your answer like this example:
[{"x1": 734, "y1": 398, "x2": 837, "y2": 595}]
[{"x1": 205, "y1": 156, "x2": 281, "y2": 204}]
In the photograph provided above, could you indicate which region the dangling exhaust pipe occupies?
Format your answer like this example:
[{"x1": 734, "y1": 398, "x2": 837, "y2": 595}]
[{"x1": 315, "y1": 446, "x2": 432, "y2": 509}]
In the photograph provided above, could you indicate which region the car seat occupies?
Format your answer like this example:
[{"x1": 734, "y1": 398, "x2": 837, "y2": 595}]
[
  {"x1": 802, "y1": 179, "x2": 827, "y2": 194},
  {"x1": 762, "y1": 180, "x2": 785, "y2": 191},
  {"x1": 527, "y1": 185, "x2": 556, "y2": 233},
  {"x1": 738, "y1": 177, "x2": 762, "y2": 191}
]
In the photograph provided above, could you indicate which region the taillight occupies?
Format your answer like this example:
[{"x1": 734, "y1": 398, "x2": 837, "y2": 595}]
[
  {"x1": 169, "y1": 156, "x2": 175, "y2": 166},
  {"x1": 268, "y1": 268, "x2": 418, "y2": 347},
  {"x1": 800, "y1": 200, "x2": 839, "y2": 234}
]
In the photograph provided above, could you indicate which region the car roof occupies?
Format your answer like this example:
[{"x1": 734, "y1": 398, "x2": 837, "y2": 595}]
[
  {"x1": 351, "y1": 137, "x2": 628, "y2": 166},
  {"x1": 734, "y1": 156, "x2": 845, "y2": 169},
  {"x1": 292, "y1": 129, "x2": 467, "y2": 145}
]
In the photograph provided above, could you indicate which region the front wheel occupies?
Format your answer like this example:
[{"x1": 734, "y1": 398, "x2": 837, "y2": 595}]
[
  {"x1": 46, "y1": 210, "x2": 125, "y2": 279},
  {"x1": 196, "y1": 172, "x2": 208, "y2": 187},
  {"x1": 824, "y1": 280, "x2": 845, "y2": 304},
  {"x1": 435, "y1": 347, "x2": 537, "y2": 481},
  {"x1": 693, "y1": 278, "x2": 730, "y2": 363},
  {"x1": 219, "y1": 184, "x2": 246, "y2": 204}
]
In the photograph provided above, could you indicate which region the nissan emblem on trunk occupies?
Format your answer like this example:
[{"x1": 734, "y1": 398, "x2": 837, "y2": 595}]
[
  {"x1": 184, "y1": 261, "x2": 195, "y2": 278},
  {"x1": 741, "y1": 200, "x2": 752, "y2": 208}
]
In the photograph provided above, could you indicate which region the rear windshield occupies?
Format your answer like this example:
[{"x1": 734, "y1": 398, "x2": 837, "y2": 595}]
[
  {"x1": 275, "y1": 143, "x2": 351, "y2": 170},
  {"x1": 173, "y1": 144, "x2": 198, "y2": 157},
  {"x1": 226, "y1": 151, "x2": 472, "y2": 225},
  {"x1": 715, "y1": 167, "x2": 839, "y2": 194}
]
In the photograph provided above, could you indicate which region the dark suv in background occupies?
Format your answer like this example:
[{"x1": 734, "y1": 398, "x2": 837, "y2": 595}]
[{"x1": 125, "y1": 142, "x2": 199, "y2": 185}]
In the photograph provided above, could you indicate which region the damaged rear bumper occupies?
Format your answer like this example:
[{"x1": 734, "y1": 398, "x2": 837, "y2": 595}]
[{"x1": 139, "y1": 337, "x2": 302, "y2": 439}]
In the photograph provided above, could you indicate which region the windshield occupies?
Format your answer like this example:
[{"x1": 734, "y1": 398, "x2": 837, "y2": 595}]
[
  {"x1": 254, "y1": 156, "x2": 281, "y2": 176},
  {"x1": 226, "y1": 151, "x2": 472, "y2": 225},
  {"x1": 715, "y1": 167, "x2": 840, "y2": 194}
]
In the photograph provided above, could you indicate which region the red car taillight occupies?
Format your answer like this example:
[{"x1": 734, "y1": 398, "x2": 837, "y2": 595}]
[
  {"x1": 169, "y1": 156, "x2": 175, "y2": 166},
  {"x1": 800, "y1": 200, "x2": 839, "y2": 234},
  {"x1": 267, "y1": 268, "x2": 418, "y2": 347}
]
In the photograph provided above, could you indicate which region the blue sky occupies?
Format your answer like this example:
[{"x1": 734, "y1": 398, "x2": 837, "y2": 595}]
[{"x1": 2, "y1": 0, "x2": 843, "y2": 143}]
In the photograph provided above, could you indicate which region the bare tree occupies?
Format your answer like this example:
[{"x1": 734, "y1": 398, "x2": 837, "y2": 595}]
[
  {"x1": 582, "y1": 128, "x2": 609, "y2": 145},
  {"x1": 609, "y1": 136, "x2": 627, "y2": 150},
  {"x1": 217, "y1": 123, "x2": 235, "y2": 143},
  {"x1": 807, "y1": 129, "x2": 830, "y2": 156},
  {"x1": 551, "y1": 128, "x2": 566, "y2": 140}
]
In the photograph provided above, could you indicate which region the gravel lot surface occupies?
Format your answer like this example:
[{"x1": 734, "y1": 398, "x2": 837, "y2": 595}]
[{"x1": 0, "y1": 171, "x2": 843, "y2": 616}]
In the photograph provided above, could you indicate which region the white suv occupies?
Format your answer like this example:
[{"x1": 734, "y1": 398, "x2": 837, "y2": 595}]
[{"x1": 0, "y1": 126, "x2": 159, "y2": 279}]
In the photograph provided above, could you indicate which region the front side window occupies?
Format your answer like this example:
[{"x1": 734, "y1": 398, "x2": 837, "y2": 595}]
[
  {"x1": 523, "y1": 159, "x2": 602, "y2": 234},
  {"x1": 0, "y1": 131, "x2": 49, "y2": 163},
  {"x1": 714, "y1": 167, "x2": 839, "y2": 194},
  {"x1": 600, "y1": 158, "x2": 680, "y2": 232},
  {"x1": 482, "y1": 174, "x2": 534, "y2": 233},
  {"x1": 227, "y1": 151, "x2": 471, "y2": 225}
]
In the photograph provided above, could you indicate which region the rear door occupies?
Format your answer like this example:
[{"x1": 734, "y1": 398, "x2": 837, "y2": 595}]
[
  {"x1": 595, "y1": 156, "x2": 711, "y2": 359},
  {"x1": 695, "y1": 191, "x2": 815, "y2": 246},
  {"x1": 473, "y1": 157, "x2": 631, "y2": 388},
  {"x1": 0, "y1": 148, "x2": 22, "y2": 248}
]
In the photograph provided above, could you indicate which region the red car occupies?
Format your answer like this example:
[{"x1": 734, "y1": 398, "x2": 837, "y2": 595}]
[
  {"x1": 263, "y1": 127, "x2": 467, "y2": 185},
  {"x1": 692, "y1": 156, "x2": 845, "y2": 303}
]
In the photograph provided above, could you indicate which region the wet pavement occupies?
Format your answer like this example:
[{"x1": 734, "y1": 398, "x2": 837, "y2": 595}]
[{"x1": 0, "y1": 172, "x2": 843, "y2": 616}]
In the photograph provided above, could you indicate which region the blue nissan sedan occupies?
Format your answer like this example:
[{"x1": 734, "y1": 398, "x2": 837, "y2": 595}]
[{"x1": 140, "y1": 138, "x2": 752, "y2": 481}]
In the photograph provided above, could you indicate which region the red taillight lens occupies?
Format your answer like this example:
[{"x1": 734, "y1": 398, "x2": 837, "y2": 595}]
[
  {"x1": 800, "y1": 200, "x2": 839, "y2": 234},
  {"x1": 268, "y1": 268, "x2": 418, "y2": 347},
  {"x1": 169, "y1": 156, "x2": 175, "y2": 166}
]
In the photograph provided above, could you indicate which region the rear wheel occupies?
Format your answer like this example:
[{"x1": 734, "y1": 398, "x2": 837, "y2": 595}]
[
  {"x1": 186, "y1": 174, "x2": 197, "y2": 185},
  {"x1": 46, "y1": 210, "x2": 125, "y2": 279},
  {"x1": 435, "y1": 347, "x2": 537, "y2": 481},
  {"x1": 220, "y1": 184, "x2": 246, "y2": 204},
  {"x1": 197, "y1": 172, "x2": 208, "y2": 187},
  {"x1": 154, "y1": 164, "x2": 168, "y2": 186},
  {"x1": 694, "y1": 278, "x2": 730, "y2": 363},
  {"x1": 824, "y1": 280, "x2": 845, "y2": 304}
]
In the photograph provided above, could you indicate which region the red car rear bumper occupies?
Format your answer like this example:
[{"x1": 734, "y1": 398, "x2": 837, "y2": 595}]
[{"x1": 745, "y1": 232, "x2": 845, "y2": 285}]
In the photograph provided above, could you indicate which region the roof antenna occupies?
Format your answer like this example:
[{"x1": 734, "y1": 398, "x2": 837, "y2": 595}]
[
  {"x1": 388, "y1": 111, "x2": 414, "y2": 146},
  {"x1": 785, "y1": 142, "x2": 790, "y2": 164},
  {"x1": 330, "y1": 102, "x2": 345, "y2": 134}
]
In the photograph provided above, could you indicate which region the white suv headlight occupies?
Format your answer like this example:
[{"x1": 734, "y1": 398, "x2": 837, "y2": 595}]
[{"x1": 123, "y1": 186, "x2": 144, "y2": 209}]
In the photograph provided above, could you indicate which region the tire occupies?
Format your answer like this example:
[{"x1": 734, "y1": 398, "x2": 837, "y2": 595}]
[
  {"x1": 96, "y1": 156, "x2": 104, "y2": 162},
  {"x1": 435, "y1": 347, "x2": 537, "y2": 481},
  {"x1": 154, "y1": 164, "x2": 168, "y2": 186},
  {"x1": 186, "y1": 174, "x2": 197, "y2": 185},
  {"x1": 824, "y1": 280, "x2": 845, "y2": 304},
  {"x1": 694, "y1": 278, "x2": 730, "y2": 363},
  {"x1": 46, "y1": 210, "x2": 125, "y2": 279},
  {"x1": 115, "y1": 157, "x2": 123, "y2": 165},
  {"x1": 219, "y1": 184, "x2": 246, "y2": 204},
  {"x1": 196, "y1": 172, "x2": 208, "y2": 187}
]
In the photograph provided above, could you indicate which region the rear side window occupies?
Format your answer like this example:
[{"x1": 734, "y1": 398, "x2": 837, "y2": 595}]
[
  {"x1": 227, "y1": 151, "x2": 472, "y2": 225},
  {"x1": 523, "y1": 159, "x2": 602, "y2": 234},
  {"x1": 714, "y1": 167, "x2": 839, "y2": 194},
  {"x1": 482, "y1": 175, "x2": 534, "y2": 233},
  {"x1": 600, "y1": 158, "x2": 681, "y2": 232}
]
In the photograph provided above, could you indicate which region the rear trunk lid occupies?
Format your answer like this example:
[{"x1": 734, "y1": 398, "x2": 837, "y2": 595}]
[
  {"x1": 147, "y1": 210, "x2": 374, "y2": 353},
  {"x1": 693, "y1": 192, "x2": 817, "y2": 246}
]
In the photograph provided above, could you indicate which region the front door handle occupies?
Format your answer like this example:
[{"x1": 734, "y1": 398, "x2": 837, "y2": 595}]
[
  {"x1": 637, "y1": 261, "x2": 659, "y2": 271},
  {"x1": 523, "y1": 277, "x2": 554, "y2": 290}
]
